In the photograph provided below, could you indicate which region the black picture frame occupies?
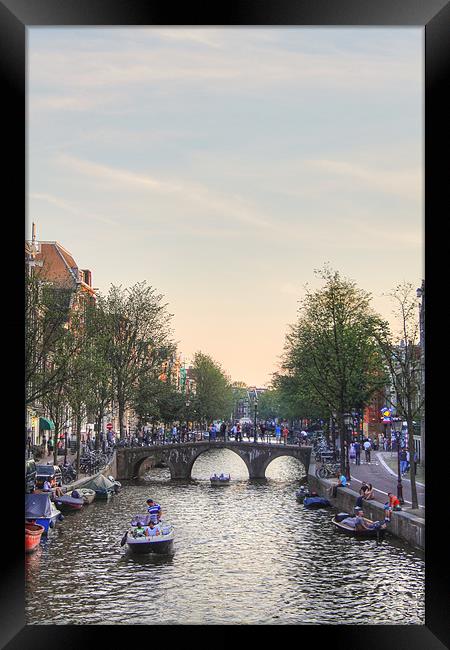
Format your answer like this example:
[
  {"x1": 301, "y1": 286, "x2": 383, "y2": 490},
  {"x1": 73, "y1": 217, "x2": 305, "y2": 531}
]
[{"x1": 2, "y1": 0, "x2": 448, "y2": 647}]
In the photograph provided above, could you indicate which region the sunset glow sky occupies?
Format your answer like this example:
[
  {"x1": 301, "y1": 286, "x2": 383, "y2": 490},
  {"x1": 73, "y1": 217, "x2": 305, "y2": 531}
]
[{"x1": 28, "y1": 27, "x2": 423, "y2": 386}]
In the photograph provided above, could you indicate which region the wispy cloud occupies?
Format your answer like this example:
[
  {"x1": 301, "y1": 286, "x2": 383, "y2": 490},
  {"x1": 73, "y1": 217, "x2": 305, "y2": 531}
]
[
  {"x1": 30, "y1": 192, "x2": 119, "y2": 226},
  {"x1": 57, "y1": 154, "x2": 274, "y2": 230},
  {"x1": 304, "y1": 159, "x2": 422, "y2": 201}
]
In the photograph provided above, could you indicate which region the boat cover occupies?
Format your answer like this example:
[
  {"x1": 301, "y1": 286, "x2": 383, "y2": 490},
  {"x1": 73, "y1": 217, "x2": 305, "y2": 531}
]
[
  {"x1": 25, "y1": 493, "x2": 53, "y2": 519},
  {"x1": 303, "y1": 496, "x2": 331, "y2": 507},
  {"x1": 80, "y1": 474, "x2": 115, "y2": 492},
  {"x1": 54, "y1": 495, "x2": 84, "y2": 506}
]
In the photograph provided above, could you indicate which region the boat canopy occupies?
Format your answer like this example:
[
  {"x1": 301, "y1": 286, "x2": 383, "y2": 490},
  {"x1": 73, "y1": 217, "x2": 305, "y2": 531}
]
[
  {"x1": 25, "y1": 493, "x2": 53, "y2": 519},
  {"x1": 81, "y1": 474, "x2": 115, "y2": 491}
]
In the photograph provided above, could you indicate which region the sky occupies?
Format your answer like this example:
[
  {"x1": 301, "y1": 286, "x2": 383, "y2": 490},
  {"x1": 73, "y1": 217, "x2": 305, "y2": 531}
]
[{"x1": 27, "y1": 27, "x2": 424, "y2": 387}]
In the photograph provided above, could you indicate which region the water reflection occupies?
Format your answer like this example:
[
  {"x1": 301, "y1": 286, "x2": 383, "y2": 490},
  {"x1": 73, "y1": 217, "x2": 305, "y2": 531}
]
[{"x1": 25, "y1": 449, "x2": 424, "y2": 625}]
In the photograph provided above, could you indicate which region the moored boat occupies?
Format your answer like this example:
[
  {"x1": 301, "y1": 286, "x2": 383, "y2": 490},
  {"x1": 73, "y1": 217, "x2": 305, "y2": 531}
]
[
  {"x1": 25, "y1": 493, "x2": 63, "y2": 534},
  {"x1": 295, "y1": 486, "x2": 311, "y2": 502},
  {"x1": 121, "y1": 514, "x2": 174, "y2": 555},
  {"x1": 67, "y1": 488, "x2": 96, "y2": 505},
  {"x1": 53, "y1": 494, "x2": 84, "y2": 511},
  {"x1": 25, "y1": 522, "x2": 45, "y2": 553},
  {"x1": 80, "y1": 474, "x2": 116, "y2": 499},
  {"x1": 331, "y1": 514, "x2": 387, "y2": 539}
]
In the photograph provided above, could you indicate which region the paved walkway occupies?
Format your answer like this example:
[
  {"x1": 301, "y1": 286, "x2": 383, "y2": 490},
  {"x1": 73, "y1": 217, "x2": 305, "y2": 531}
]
[{"x1": 348, "y1": 452, "x2": 425, "y2": 516}]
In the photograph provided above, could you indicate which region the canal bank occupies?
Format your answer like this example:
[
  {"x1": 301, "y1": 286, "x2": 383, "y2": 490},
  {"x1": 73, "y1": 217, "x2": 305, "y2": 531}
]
[{"x1": 307, "y1": 462, "x2": 425, "y2": 550}]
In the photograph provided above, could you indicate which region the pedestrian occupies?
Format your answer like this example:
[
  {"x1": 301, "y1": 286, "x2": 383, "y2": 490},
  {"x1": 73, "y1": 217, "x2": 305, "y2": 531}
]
[
  {"x1": 282, "y1": 426, "x2": 289, "y2": 445},
  {"x1": 236, "y1": 423, "x2": 242, "y2": 442},
  {"x1": 275, "y1": 424, "x2": 281, "y2": 444},
  {"x1": 363, "y1": 439, "x2": 371, "y2": 463},
  {"x1": 399, "y1": 448, "x2": 408, "y2": 474},
  {"x1": 349, "y1": 442, "x2": 356, "y2": 463},
  {"x1": 354, "y1": 440, "x2": 361, "y2": 465}
]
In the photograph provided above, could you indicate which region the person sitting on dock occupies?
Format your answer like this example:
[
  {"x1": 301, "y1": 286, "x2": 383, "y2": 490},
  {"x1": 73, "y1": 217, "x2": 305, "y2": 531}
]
[
  {"x1": 363, "y1": 483, "x2": 374, "y2": 500},
  {"x1": 146, "y1": 499, "x2": 162, "y2": 523},
  {"x1": 330, "y1": 474, "x2": 348, "y2": 498}
]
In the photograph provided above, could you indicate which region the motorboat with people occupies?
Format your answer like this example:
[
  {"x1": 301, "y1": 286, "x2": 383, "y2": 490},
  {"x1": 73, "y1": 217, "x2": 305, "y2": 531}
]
[
  {"x1": 53, "y1": 493, "x2": 84, "y2": 512},
  {"x1": 303, "y1": 494, "x2": 331, "y2": 509},
  {"x1": 332, "y1": 512, "x2": 387, "y2": 539},
  {"x1": 25, "y1": 493, "x2": 64, "y2": 534},
  {"x1": 25, "y1": 522, "x2": 45, "y2": 553},
  {"x1": 210, "y1": 472, "x2": 231, "y2": 485},
  {"x1": 66, "y1": 488, "x2": 96, "y2": 505},
  {"x1": 295, "y1": 485, "x2": 311, "y2": 502},
  {"x1": 80, "y1": 474, "x2": 116, "y2": 499},
  {"x1": 121, "y1": 514, "x2": 175, "y2": 555}
]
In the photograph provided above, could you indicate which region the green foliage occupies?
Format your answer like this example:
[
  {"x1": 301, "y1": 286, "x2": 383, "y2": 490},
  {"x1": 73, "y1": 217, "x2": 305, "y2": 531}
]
[{"x1": 190, "y1": 352, "x2": 234, "y2": 424}]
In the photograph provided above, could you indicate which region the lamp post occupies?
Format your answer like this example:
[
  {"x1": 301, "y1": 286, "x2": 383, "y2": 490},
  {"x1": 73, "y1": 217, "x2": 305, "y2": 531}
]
[
  {"x1": 343, "y1": 413, "x2": 352, "y2": 482},
  {"x1": 394, "y1": 423, "x2": 404, "y2": 504},
  {"x1": 64, "y1": 429, "x2": 68, "y2": 465},
  {"x1": 254, "y1": 397, "x2": 258, "y2": 443}
]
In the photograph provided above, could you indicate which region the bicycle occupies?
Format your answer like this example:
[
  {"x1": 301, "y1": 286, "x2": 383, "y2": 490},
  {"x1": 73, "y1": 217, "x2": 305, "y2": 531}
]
[{"x1": 315, "y1": 460, "x2": 341, "y2": 479}]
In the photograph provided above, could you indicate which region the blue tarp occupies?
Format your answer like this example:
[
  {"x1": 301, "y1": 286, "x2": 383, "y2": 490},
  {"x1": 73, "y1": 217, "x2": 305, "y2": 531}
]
[
  {"x1": 25, "y1": 493, "x2": 53, "y2": 519},
  {"x1": 303, "y1": 496, "x2": 331, "y2": 508}
]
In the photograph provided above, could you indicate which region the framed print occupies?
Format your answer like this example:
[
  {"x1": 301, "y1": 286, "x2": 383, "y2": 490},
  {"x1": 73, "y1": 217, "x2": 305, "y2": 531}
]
[{"x1": 2, "y1": 0, "x2": 449, "y2": 647}]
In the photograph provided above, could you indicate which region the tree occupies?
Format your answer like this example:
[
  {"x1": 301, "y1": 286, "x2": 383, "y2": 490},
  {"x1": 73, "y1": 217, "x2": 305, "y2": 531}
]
[
  {"x1": 25, "y1": 270, "x2": 75, "y2": 406},
  {"x1": 373, "y1": 282, "x2": 423, "y2": 510},
  {"x1": 281, "y1": 266, "x2": 387, "y2": 477},
  {"x1": 97, "y1": 282, "x2": 174, "y2": 439},
  {"x1": 190, "y1": 352, "x2": 233, "y2": 427}
]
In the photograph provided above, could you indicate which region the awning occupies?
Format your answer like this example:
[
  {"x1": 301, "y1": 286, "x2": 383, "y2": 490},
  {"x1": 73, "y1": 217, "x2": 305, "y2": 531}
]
[{"x1": 39, "y1": 417, "x2": 55, "y2": 431}]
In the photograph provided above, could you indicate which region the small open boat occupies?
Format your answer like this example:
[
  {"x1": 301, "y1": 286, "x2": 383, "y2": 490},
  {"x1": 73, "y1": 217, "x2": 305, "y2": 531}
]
[
  {"x1": 210, "y1": 473, "x2": 230, "y2": 485},
  {"x1": 331, "y1": 514, "x2": 387, "y2": 539},
  {"x1": 67, "y1": 488, "x2": 96, "y2": 505},
  {"x1": 121, "y1": 514, "x2": 174, "y2": 555},
  {"x1": 303, "y1": 496, "x2": 331, "y2": 509},
  {"x1": 53, "y1": 494, "x2": 84, "y2": 511},
  {"x1": 25, "y1": 522, "x2": 45, "y2": 553}
]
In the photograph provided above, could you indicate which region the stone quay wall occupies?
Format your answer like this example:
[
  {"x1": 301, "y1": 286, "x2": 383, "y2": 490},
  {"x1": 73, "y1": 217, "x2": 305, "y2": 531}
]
[{"x1": 307, "y1": 463, "x2": 425, "y2": 551}]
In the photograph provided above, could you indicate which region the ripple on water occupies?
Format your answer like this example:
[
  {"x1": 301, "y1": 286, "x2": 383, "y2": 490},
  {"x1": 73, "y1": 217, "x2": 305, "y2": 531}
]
[{"x1": 26, "y1": 450, "x2": 424, "y2": 625}]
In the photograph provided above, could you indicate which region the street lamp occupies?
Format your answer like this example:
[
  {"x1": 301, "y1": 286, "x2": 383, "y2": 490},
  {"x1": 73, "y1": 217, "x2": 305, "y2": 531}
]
[
  {"x1": 254, "y1": 391, "x2": 258, "y2": 443},
  {"x1": 343, "y1": 413, "x2": 352, "y2": 482},
  {"x1": 393, "y1": 421, "x2": 404, "y2": 504}
]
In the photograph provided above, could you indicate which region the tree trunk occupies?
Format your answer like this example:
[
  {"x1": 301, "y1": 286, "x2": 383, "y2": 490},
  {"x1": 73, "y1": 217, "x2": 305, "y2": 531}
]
[
  {"x1": 75, "y1": 413, "x2": 81, "y2": 477},
  {"x1": 407, "y1": 415, "x2": 419, "y2": 509},
  {"x1": 118, "y1": 396, "x2": 125, "y2": 439},
  {"x1": 53, "y1": 426, "x2": 59, "y2": 466},
  {"x1": 337, "y1": 413, "x2": 346, "y2": 477}
]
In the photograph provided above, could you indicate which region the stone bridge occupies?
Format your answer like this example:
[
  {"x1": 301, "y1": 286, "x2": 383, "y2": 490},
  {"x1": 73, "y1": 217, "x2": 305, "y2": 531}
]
[{"x1": 116, "y1": 441, "x2": 312, "y2": 480}]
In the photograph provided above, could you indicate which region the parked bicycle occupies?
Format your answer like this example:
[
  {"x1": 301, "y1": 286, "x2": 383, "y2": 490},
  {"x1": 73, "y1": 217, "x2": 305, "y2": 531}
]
[{"x1": 315, "y1": 459, "x2": 341, "y2": 479}]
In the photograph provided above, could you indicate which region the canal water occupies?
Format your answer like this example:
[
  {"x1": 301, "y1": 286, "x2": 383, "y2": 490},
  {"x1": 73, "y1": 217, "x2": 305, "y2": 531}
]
[{"x1": 25, "y1": 449, "x2": 425, "y2": 625}]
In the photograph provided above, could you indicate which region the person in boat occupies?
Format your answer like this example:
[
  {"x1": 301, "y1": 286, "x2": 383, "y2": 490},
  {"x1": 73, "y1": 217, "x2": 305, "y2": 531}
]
[
  {"x1": 211, "y1": 473, "x2": 219, "y2": 480},
  {"x1": 219, "y1": 473, "x2": 229, "y2": 481},
  {"x1": 146, "y1": 499, "x2": 162, "y2": 523},
  {"x1": 145, "y1": 520, "x2": 160, "y2": 537},
  {"x1": 340, "y1": 507, "x2": 386, "y2": 531},
  {"x1": 133, "y1": 523, "x2": 146, "y2": 538},
  {"x1": 43, "y1": 478, "x2": 64, "y2": 497}
]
